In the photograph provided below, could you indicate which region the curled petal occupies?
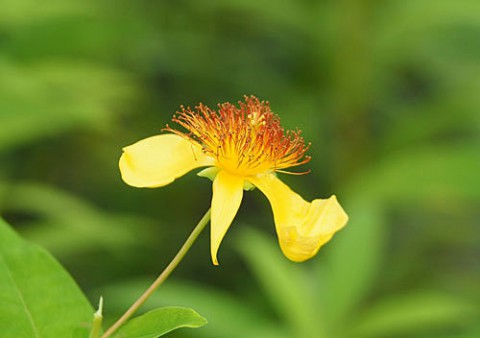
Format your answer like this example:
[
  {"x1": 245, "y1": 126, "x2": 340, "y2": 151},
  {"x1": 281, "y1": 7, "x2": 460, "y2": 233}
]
[
  {"x1": 249, "y1": 174, "x2": 348, "y2": 262},
  {"x1": 211, "y1": 170, "x2": 244, "y2": 265},
  {"x1": 119, "y1": 134, "x2": 214, "y2": 188}
]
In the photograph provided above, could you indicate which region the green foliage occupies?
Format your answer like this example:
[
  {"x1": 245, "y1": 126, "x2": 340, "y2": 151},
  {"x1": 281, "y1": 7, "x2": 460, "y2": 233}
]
[
  {"x1": 0, "y1": 61, "x2": 134, "y2": 153},
  {"x1": 1, "y1": 0, "x2": 479, "y2": 337},
  {"x1": 349, "y1": 291, "x2": 477, "y2": 337},
  {"x1": 101, "y1": 279, "x2": 288, "y2": 338},
  {"x1": 235, "y1": 228, "x2": 321, "y2": 338},
  {"x1": 235, "y1": 228, "x2": 478, "y2": 338},
  {"x1": 0, "y1": 217, "x2": 206, "y2": 337},
  {"x1": 0, "y1": 181, "x2": 154, "y2": 257},
  {"x1": 0, "y1": 217, "x2": 93, "y2": 337},
  {"x1": 113, "y1": 308, "x2": 206, "y2": 338}
]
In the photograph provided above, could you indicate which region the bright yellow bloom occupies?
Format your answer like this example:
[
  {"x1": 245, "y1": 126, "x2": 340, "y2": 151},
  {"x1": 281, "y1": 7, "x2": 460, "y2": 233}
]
[{"x1": 119, "y1": 96, "x2": 348, "y2": 265}]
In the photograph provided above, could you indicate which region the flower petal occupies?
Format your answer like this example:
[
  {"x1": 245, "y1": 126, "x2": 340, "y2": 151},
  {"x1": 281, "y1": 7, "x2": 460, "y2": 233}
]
[
  {"x1": 249, "y1": 174, "x2": 348, "y2": 262},
  {"x1": 211, "y1": 170, "x2": 244, "y2": 265},
  {"x1": 119, "y1": 134, "x2": 214, "y2": 188}
]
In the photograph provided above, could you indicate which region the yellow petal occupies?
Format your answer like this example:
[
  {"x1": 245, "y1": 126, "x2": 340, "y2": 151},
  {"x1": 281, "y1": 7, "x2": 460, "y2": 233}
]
[
  {"x1": 119, "y1": 134, "x2": 214, "y2": 188},
  {"x1": 211, "y1": 170, "x2": 244, "y2": 265},
  {"x1": 249, "y1": 174, "x2": 348, "y2": 262}
]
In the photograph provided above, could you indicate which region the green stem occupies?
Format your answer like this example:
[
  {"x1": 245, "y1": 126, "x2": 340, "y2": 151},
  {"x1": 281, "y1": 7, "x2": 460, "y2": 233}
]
[
  {"x1": 89, "y1": 297, "x2": 104, "y2": 338},
  {"x1": 100, "y1": 209, "x2": 211, "y2": 338}
]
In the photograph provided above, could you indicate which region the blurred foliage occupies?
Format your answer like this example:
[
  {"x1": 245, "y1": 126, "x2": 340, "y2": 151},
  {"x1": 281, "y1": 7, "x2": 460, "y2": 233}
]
[
  {"x1": 0, "y1": 216, "x2": 207, "y2": 338},
  {"x1": 0, "y1": 0, "x2": 479, "y2": 337}
]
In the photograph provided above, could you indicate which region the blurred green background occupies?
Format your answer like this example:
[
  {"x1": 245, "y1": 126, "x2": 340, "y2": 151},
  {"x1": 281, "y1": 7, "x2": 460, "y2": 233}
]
[{"x1": 1, "y1": 0, "x2": 479, "y2": 337}]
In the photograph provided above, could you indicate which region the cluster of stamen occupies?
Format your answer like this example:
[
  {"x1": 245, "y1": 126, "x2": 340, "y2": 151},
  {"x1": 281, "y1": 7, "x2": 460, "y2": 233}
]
[{"x1": 165, "y1": 95, "x2": 311, "y2": 176}]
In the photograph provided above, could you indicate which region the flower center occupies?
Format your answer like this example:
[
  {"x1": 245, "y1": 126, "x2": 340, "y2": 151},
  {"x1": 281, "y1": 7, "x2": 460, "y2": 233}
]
[{"x1": 165, "y1": 96, "x2": 311, "y2": 177}]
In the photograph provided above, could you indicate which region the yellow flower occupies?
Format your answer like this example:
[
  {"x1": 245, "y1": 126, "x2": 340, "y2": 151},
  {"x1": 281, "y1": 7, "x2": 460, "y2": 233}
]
[{"x1": 119, "y1": 96, "x2": 348, "y2": 265}]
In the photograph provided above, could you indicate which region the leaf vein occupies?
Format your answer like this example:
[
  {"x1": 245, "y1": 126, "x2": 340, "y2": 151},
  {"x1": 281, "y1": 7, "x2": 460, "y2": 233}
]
[{"x1": 0, "y1": 253, "x2": 41, "y2": 338}]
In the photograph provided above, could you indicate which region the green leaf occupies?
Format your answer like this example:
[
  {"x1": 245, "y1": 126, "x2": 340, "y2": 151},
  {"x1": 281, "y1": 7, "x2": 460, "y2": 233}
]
[
  {"x1": 0, "y1": 61, "x2": 134, "y2": 153},
  {"x1": 0, "y1": 0, "x2": 93, "y2": 27},
  {"x1": 0, "y1": 217, "x2": 93, "y2": 338},
  {"x1": 324, "y1": 144, "x2": 480, "y2": 326},
  {"x1": 346, "y1": 145, "x2": 480, "y2": 203},
  {"x1": 348, "y1": 291, "x2": 478, "y2": 337},
  {"x1": 0, "y1": 181, "x2": 154, "y2": 257},
  {"x1": 322, "y1": 200, "x2": 385, "y2": 329},
  {"x1": 235, "y1": 227, "x2": 324, "y2": 338},
  {"x1": 374, "y1": 0, "x2": 480, "y2": 64},
  {"x1": 112, "y1": 307, "x2": 207, "y2": 338},
  {"x1": 100, "y1": 279, "x2": 284, "y2": 338}
]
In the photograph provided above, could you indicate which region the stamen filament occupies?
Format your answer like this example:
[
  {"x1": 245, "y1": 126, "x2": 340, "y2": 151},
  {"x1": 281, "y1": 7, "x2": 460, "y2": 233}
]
[{"x1": 164, "y1": 95, "x2": 311, "y2": 177}]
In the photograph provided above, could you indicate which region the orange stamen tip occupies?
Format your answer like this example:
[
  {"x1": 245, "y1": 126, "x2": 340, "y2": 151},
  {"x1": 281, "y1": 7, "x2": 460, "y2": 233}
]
[{"x1": 165, "y1": 95, "x2": 311, "y2": 176}]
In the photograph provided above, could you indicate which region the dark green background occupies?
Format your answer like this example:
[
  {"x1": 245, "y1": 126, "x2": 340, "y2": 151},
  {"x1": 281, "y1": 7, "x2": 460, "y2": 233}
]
[{"x1": 1, "y1": 1, "x2": 479, "y2": 337}]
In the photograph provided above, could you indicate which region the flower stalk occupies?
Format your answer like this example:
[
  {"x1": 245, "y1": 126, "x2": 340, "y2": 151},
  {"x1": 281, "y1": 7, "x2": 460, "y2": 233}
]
[{"x1": 100, "y1": 209, "x2": 211, "y2": 338}]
